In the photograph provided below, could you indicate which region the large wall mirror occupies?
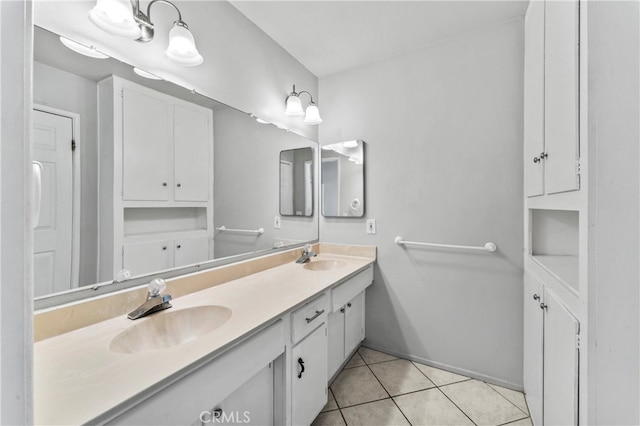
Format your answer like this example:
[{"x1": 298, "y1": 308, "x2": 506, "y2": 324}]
[
  {"x1": 321, "y1": 140, "x2": 365, "y2": 217},
  {"x1": 33, "y1": 25, "x2": 318, "y2": 308}
]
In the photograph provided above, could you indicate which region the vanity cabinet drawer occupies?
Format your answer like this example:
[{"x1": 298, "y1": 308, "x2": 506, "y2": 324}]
[
  {"x1": 291, "y1": 293, "x2": 328, "y2": 344},
  {"x1": 331, "y1": 266, "x2": 373, "y2": 312}
]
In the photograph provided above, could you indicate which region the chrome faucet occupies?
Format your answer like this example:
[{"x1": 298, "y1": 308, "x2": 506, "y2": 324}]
[
  {"x1": 296, "y1": 244, "x2": 317, "y2": 264},
  {"x1": 127, "y1": 278, "x2": 173, "y2": 320}
]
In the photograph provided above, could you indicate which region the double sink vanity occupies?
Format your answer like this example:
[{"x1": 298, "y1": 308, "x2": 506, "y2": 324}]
[{"x1": 34, "y1": 243, "x2": 376, "y2": 425}]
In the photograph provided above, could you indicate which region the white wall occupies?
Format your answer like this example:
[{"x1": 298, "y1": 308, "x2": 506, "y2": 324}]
[
  {"x1": 319, "y1": 18, "x2": 525, "y2": 388},
  {"x1": 33, "y1": 61, "x2": 99, "y2": 286},
  {"x1": 34, "y1": 0, "x2": 318, "y2": 141},
  {"x1": 0, "y1": 0, "x2": 33, "y2": 423},
  {"x1": 587, "y1": 2, "x2": 640, "y2": 423}
]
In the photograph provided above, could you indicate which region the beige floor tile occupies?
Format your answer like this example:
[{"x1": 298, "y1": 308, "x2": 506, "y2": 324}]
[
  {"x1": 487, "y1": 383, "x2": 529, "y2": 415},
  {"x1": 330, "y1": 366, "x2": 389, "y2": 407},
  {"x1": 312, "y1": 410, "x2": 346, "y2": 426},
  {"x1": 344, "y1": 352, "x2": 366, "y2": 369},
  {"x1": 412, "y1": 362, "x2": 470, "y2": 386},
  {"x1": 358, "y1": 347, "x2": 398, "y2": 364},
  {"x1": 321, "y1": 389, "x2": 338, "y2": 413},
  {"x1": 341, "y1": 398, "x2": 410, "y2": 426},
  {"x1": 503, "y1": 418, "x2": 533, "y2": 426},
  {"x1": 440, "y1": 380, "x2": 529, "y2": 426},
  {"x1": 369, "y1": 359, "x2": 436, "y2": 396},
  {"x1": 394, "y1": 388, "x2": 474, "y2": 426}
]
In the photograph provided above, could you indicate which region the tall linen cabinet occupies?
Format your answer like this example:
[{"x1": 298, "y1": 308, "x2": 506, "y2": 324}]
[{"x1": 97, "y1": 76, "x2": 214, "y2": 282}]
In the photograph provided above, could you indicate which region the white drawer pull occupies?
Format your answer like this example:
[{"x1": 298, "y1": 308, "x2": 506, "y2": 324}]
[{"x1": 305, "y1": 309, "x2": 325, "y2": 323}]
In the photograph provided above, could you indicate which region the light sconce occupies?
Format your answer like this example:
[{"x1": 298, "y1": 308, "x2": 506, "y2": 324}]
[
  {"x1": 284, "y1": 85, "x2": 323, "y2": 125},
  {"x1": 88, "y1": 0, "x2": 203, "y2": 66}
]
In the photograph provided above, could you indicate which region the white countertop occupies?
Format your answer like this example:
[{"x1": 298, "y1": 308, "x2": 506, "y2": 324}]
[{"x1": 34, "y1": 252, "x2": 374, "y2": 425}]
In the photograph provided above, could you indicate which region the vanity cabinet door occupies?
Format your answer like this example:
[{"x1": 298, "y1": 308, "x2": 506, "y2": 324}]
[
  {"x1": 344, "y1": 291, "x2": 365, "y2": 357},
  {"x1": 327, "y1": 310, "x2": 345, "y2": 380},
  {"x1": 122, "y1": 87, "x2": 172, "y2": 201},
  {"x1": 123, "y1": 240, "x2": 173, "y2": 276},
  {"x1": 173, "y1": 104, "x2": 210, "y2": 202},
  {"x1": 174, "y1": 236, "x2": 210, "y2": 267},
  {"x1": 291, "y1": 324, "x2": 328, "y2": 426},
  {"x1": 199, "y1": 364, "x2": 274, "y2": 426}
]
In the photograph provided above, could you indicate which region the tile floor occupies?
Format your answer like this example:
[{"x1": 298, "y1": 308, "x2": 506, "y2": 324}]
[{"x1": 313, "y1": 347, "x2": 531, "y2": 426}]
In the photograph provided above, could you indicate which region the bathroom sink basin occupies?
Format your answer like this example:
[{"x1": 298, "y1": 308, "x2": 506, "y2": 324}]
[
  {"x1": 109, "y1": 305, "x2": 232, "y2": 354},
  {"x1": 303, "y1": 260, "x2": 348, "y2": 271}
]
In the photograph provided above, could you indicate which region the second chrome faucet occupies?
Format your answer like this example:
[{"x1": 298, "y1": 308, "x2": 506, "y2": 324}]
[{"x1": 127, "y1": 278, "x2": 173, "y2": 320}]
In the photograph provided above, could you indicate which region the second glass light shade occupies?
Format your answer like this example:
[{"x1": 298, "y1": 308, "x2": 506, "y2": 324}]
[
  {"x1": 304, "y1": 104, "x2": 323, "y2": 125},
  {"x1": 165, "y1": 22, "x2": 204, "y2": 67}
]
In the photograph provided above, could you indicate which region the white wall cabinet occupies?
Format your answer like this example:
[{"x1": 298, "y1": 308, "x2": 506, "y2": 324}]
[
  {"x1": 524, "y1": 272, "x2": 579, "y2": 426},
  {"x1": 98, "y1": 76, "x2": 214, "y2": 281},
  {"x1": 525, "y1": 0, "x2": 580, "y2": 198},
  {"x1": 328, "y1": 291, "x2": 365, "y2": 380},
  {"x1": 122, "y1": 88, "x2": 211, "y2": 202},
  {"x1": 123, "y1": 236, "x2": 210, "y2": 277}
]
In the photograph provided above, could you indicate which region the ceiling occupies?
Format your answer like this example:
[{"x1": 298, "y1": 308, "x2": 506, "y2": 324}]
[{"x1": 229, "y1": 1, "x2": 529, "y2": 77}]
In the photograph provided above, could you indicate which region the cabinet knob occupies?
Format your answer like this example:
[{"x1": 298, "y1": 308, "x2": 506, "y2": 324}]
[
  {"x1": 162, "y1": 182, "x2": 167, "y2": 187},
  {"x1": 533, "y1": 156, "x2": 541, "y2": 164},
  {"x1": 176, "y1": 244, "x2": 181, "y2": 249},
  {"x1": 212, "y1": 408, "x2": 222, "y2": 419},
  {"x1": 340, "y1": 307, "x2": 345, "y2": 313},
  {"x1": 540, "y1": 303, "x2": 548, "y2": 310},
  {"x1": 347, "y1": 302, "x2": 352, "y2": 308},
  {"x1": 162, "y1": 246, "x2": 167, "y2": 250},
  {"x1": 297, "y1": 357, "x2": 305, "y2": 379},
  {"x1": 176, "y1": 183, "x2": 181, "y2": 188},
  {"x1": 533, "y1": 294, "x2": 540, "y2": 301},
  {"x1": 540, "y1": 152, "x2": 548, "y2": 159}
]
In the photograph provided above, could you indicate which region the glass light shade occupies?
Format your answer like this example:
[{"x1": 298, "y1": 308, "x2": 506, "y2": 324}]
[
  {"x1": 285, "y1": 95, "x2": 304, "y2": 116},
  {"x1": 165, "y1": 23, "x2": 204, "y2": 66},
  {"x1": 88, "y1": 0, "x2": 142, "y2": 38},
  {"x1": 303, "y1": 104, "x2": 323, "y2": 125},
  {"x1": 59, "y1": 37, "x2": 109, "y2": 59}
]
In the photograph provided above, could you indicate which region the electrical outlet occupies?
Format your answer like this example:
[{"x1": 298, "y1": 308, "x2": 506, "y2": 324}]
[
  {"x1": 274, "y1": 216, "x2": 281, "y2": 229},
  {"x1": 366, "y1": 219, "x2": 376, "y2": 235}
]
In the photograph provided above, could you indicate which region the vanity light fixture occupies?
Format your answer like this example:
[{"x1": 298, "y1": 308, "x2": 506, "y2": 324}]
[
  {"x1": 284, "y1": 85, "x2": 323, "y2": 125},
  {"x1": 88, "y1": 0, "x2": 204, "y2": 66},
  {"x1": 59, "y1": 37, "x2": 110, "y2": 59}
]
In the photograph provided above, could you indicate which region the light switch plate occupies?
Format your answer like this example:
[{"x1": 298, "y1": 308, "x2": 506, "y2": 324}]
[
  {"x1": 366, "y1": 219, "x2": 376, "y2": 235},
  {"x1": 274, "y1": 216, "x2": 281, "y2": 229}
]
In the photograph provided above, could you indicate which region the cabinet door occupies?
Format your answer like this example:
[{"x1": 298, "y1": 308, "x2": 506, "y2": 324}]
[
  {"x1": 291, "y1": 324, "x2": 328, "y2": 426},
  {"x1": 327, "y1": 310, "x2": 345, "y2": 380},
  {"x1": 204, "y1": 364, "x2": 273, "y2": 426},
  {"x1": 122, "y1": 87, "x2": 172, "y2": 201},
  {"x1": 123, "y1": 240, "x2": 173, "y2": 277},
  {"x1": 174, "y1": 236, "x2": 210, "y2": 267},
  {"x1": 523, "y1": 273, "x2": 544, "y2": 426},
  {"x1": 344, "y1": 292, "x2": 365, "y2": 357},
  {"x1": 544, "y1": 0, "x2": 580, "y2": 195},
  {"x1": 524, "y1": 0, "x2": 545, "y2": 197},
  {"x1": 173, "y1": 104, "x2": 210, "y2": 202},
  {"x1": 543, "y1": 288, "x2": 579, "y2": 426}
]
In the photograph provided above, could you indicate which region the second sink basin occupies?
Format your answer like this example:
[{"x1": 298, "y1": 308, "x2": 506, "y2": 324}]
[
  {"x1": 303, "y1": 259, "x2": 348, "y2": 271},
  {"x1": 109, "y1": 305, "x2": 232, "y2": 354}
]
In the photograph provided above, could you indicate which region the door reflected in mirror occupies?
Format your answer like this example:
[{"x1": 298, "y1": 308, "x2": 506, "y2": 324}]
[
  {"x1": 279, "y1": 147, "x2": 314, "y2": 217},
  {"x1": 321, "y1": 140, "x2": 365, "y2": 217}
]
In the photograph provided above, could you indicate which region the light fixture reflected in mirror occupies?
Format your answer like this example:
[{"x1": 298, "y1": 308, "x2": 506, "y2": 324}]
[
  {"x1": 133, "y1": 67, "x2": 162, "y2": 80},
  {"x1": 285, "y1": 84, "x2": 322, "y2": 125},
  {"x1": 59, "y1": 37, "x2": 110, "y2": 59},
  {"x1": 88, "y1": 0, "x2": 203, "y2": 66}
]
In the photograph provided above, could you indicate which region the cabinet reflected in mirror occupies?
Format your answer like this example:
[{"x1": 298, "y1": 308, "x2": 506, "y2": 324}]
[
  {"x1": 279, "y1": 148, "x2": 314, "y2": 217},
  {"x1": 321, "y1": 140, "x2": 365, "y2": 217},
  {"x1": 32, "y1": 26, "x2": 318, "y2": 304}
]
